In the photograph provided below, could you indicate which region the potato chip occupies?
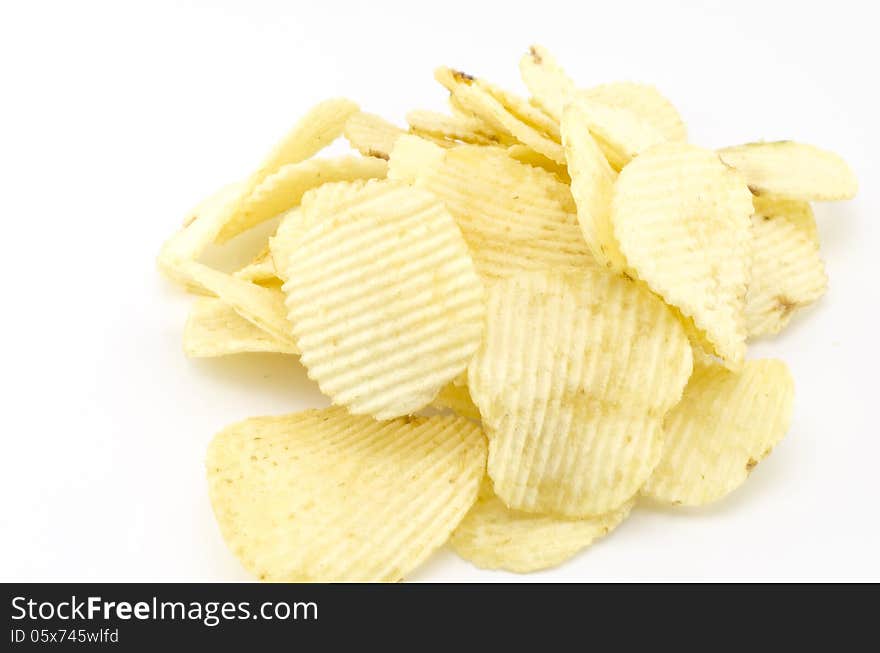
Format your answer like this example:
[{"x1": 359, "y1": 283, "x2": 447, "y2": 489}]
[
  {"x1": 450, "y1": 479, "x2": 633, "y2": 572},
  {"x1": 233, "y1": 246, "x2": 279, "y2": 286},
  {"x1": 387, "y1": 134, "x2": 446, "y2": 184},
  {"x1": 343, "y1": 111, "x2": 407, "y2": 160},
  {"x1": 432, "y1": 382, "x2": 481, "y2": 421},
  {"x1": 505, "y1": 144, "x2": 570, "y2": 181},
  {"x1": 184, "y1": 297, "x2": 298, "y2": 357},
  {"x1": 752, "y1": 195, "x2": 819, "y2": 245},
  {"x1": 180, "y1": 261, "x2": 297, "y2": 350},
  {"x1": 406, "y1": 144, "x2": 596, "y2": 279},
  {"x1": 406, "y1": 109, "x2": 501, "y2": 145},
  {"x1": 644, "y1": 359, "x2": 794, "y2": 506},
  {"x1": 479, "y1": 78, "x2": 560, "y2": 142},
  {"x1": 611, "y1": 142, "x2": 753, "y2": 368},
  {"x1": 745, "y1": 213, "x2": 827, "y2": 338},
  {"x1": 562, "y1": 99, "x2": 625, "y2": 270},
  {"x1": 518, "y1": 45, "x2": 575, "y2": 122},
  {"x1": 468, "y1": 270, "x2": 693, "y2": 517},
  {"x1": 718, "y1": 141, "x2": 857, "y2": 201},
  {"x1": 284, "y1": 181, "x2": 484, "y2": 419},
  {"x1": 435, "y1": 67, "x2": 565, "y2": 164},
  {"x1": 215, "y1": 99, "x2": 359, "y2": 242},
  {"x1": 583, "y1": 82, "x2": 687, "y2": 143},
  {"x1": 207, "y1": 407, "x2": 486, "y2": 581}
]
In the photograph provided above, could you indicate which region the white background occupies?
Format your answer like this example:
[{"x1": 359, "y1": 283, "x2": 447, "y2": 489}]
[{"x1": 2, "y1": 0, "x2": 878, "y2": 582}]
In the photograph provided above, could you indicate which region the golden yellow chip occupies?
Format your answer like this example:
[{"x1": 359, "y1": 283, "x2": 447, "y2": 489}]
[
  {"x1": 562, "y1": 98, "x2": 625, "y2": 270},
  {"x1": 451, "y1": 479, "x2": 633, "y2": 572},
  {"x1": 746, "y1": 213, "x2": 827, "y2": 338},
  {"x1": 180, "y1": 261, "x2": 297, "y2": 350},
  {"x1": 518, "y1": 44, "x2": 574, "y2": 122},
  {"x1": 215, "y1": 98, "x2": 359, "y2": 242},
  {"x1": 431, "y1": 382, "x2": 481, "y2": 421},
  {"x1": 583, "y1": 82, "x2": 687, "y2": 143},
  {"x1": 435, "y1": 67, "x2": 565, "y2": 164},
  {"x1": 611, "y1": 142, "x2": 753, "y2": 368},
  {"x1": 408, "y1": 144, "x2": 596, "y2": 280},
  {"x1": 284, "y1": 181, "x2": 484, "y2": 419},
  {"x1": 644, "y1": 359, "x2": 794, "y2": 506},
  {"x1": 184, "y1": 297, "x2": 299, "y2": 357},
  {"x1": 718, "y1": 141, "x2": 857, "y2": 201},
  {"x1": 468, "y1": 270, "x2": 693, "y2": 517},
  {"x1": 207, "y1": 407, "x2": 487, "y2": 582},
  {"x1": 406, "y1": 109, "x2": 501, "y2": 145},
  {"x1": 343, "y1": 111, "x2": 407, "y2": 159}
]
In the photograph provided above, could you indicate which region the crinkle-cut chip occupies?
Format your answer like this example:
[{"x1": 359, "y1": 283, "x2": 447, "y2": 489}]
[
  {"x1": 180, "y1": 261, "x2": 297, "y2": 349},
  {"x1": 232, "y1": 156, "x2": 388, "y2": 234},
  {"x1": 562, "y1": 99, "x2": 625, "y2": 271},
  {"x1": 477, "y1": 78, "x2": 560, "y2": 142},
  {"x1": 435, "y1": 67, "x2": 565, "y2": 164},
  {"x1": 570, "y1": 94, "x2": 667, "y2": 170},
  {"x1": 583, "y1": 82, "x2": 687, "y2": 143},
  {"x1": 343, "y1": 111, "x2": 407, "y2": 160},
  {"x1": 216, "y1": 99, "x2": 359, "y2": 243},
  {"x1": 207, "y1": 407, "x2": 487, "y2": 582},
  {"x1": 447, "y1": 96, "x2": 514, "y2": 144},
  {"x1": 268, "y1": 207, "x2": 303, "y2": 282},
  {"x1": 406, "y1": 110, "x2": 500, "y2": 145},
  {"x1": 158, "y1": 182, "x2": 244, "y2": 291},
  {"x1": 184, "y1": 297, "x2": 298, "y2": 357},
  {"x1": 387, "y1": 135, "x2": 446, "y2": 184},
  {"x1": 505, "y1": 144, "x2": 570, "y2": 182},
  {"x1": 284, "y1": 181, "x2": 485, "y2": 419},
  {"x1": 450, "y1": 479, "x2": 633, "y2": 573},
  {"x1": 234, "y1": 246, "x2": 279, "y2": 286},
  {"x1": 412, "y1": 145, "x2": 596, "y2": 280},
  {"x1": 612, "y1": 142, "x2": 753, "y2": 368},
  {"x1": 745, "y1": 213, "x2": 827, "y2": 338},
  {"x1": 468, "y1": 270, "x2": 693, "y2": 517},
  {"x1": 432, "y1": 382, "x2": 481, "y2": 421},
  {"x1": 518, "y1": 44, "x2": 576, "y2": 122},
  {"x1": 718, "y1": 141, "x2": 857, "y2": 201},
  {"x1": 752, "y1": 195, "x2": 819, "y2": 245},
  {"x1": 644, "y1": 359, "x2": 794, "y2": 506}
]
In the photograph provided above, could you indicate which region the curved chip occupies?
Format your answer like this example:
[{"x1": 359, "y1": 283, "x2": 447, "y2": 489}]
[
  {"x1": 284, "y1": 181, "x2": 485, "y2": 419},
  {"x1": 752, "y1": 195, "x2": 819, "y2": 245},
  {"x1": 207, "y1": 407, "x2": 487, "y2": 582},
  {"x1": 505, "y1": 144, "x2": 570, "y2": 181},
  {"x1": 468, "y1": 270, "x2": 693, "y2": 517},
  {"x1": 184, "y1": 297, "x2": 298, "y2": 357},
  {"x1": 644, "y1": 359, "x2": 795, "y2": 506},
  {"x1": 451, "y1": 480, "x2": 633, "y2": 573},
  {"x1": 406, "y1": 109, "x2": 500, "y2": 145},
  {"x1": 518, "y1": 44, "x2": 575, "y2": 122},
  {"x1": 562, "y1": 99, "x2": 624, "y2": 270},
  {"x1": 611, "y1": 142, "x2": 753, "y2": 368},
  {"x1": 410, "y1": 145, "x2": 596, "y2": 280},
  {"x1": 718, "y1": 141, "x2": 857, "y2": 201},
  {"x1": 583, "y1": 82, "x2": 687, "y2": 143},
  {"x1": 343, "y1": 111, "x2": 407, "y2": 160},
  {"x1": 746, "y1": 212, "x2": 827, "y2": 338},
  {"x1": 234, "y1": 247, "x2": 280, "y2": 286}
]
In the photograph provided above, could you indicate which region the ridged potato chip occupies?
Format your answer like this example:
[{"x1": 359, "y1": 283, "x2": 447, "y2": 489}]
[
  {"x1": 505, "y1": 144, "x2": 570, "y2": 181},
  {"x1": 752, "y1": 195, "x2": 819, "y2": 245},
  {"x1": 343, "y1": 111, "x2": 407, "y2": 160},
  {"x1": 207, "y1": 407, "x2": 487, "y2": 582},
  {"x1": 518, "y1": 45, "x2": 574, "y2": 122},
  {"x1": 406, "y1": 109, "x2": 501, "y2": 145},
  {"x1": 435, "y1": 67, "x2": 565, "y2": 164},
  {"x1": 432, "y1": 382, "x2": 481, "y2": 421},
  {"x1": 284, "y1": 181, "x2": 485, "y2": 419},
  {"x1": 644, "y1": 359, "x2": 794, "y2": 506},
  {"x1": 387, "y1": 135, "x2": 446, "y2": 183},
  {"x1": 746, "y1": 212, "x2": 827, "y2": 338},
  {"x1": 216, "y1": 98, "x2": 359, "y2": 242},
  {"x1": 718, "y1": 141, "x2": 857, "y2": 201},
  {"x1": 583, "y1": 82, "x2": 687, "y2": 143},
  {"x1": 468, "y1": 270, "x2": 693, "y2": 517},
  {"x1": 562, "y1": 98, "x2": 624, "y2": 270},
  {"x1": 184, "y1": 297, "x2": 298, "y2": 357},
  {"x1": 407, "y1": 145, "x2": 596, "y2": 279},
  {"x1": 451, "y1": 480, "x2": 633, "y2": 573},
  {"x1": 611, "y1": 142, "x2": 753, "y2": 368}
]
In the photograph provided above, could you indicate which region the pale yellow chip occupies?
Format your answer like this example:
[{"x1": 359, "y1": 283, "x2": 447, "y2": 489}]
[
  {"x1": 451, "y1": 479, "x2": 633, "y2": 573},
  {"x1": 746, "y1": 213, "x2": 827, "y2": 338},
  {"x1": 408, "y1": 144, "x2": 597, "y2": 280},
  {"x1": 644, "y1": 359, "x2": 794, "y2": 506},
  {"x1": 752, "y1": 195, "x2": 819, "y2": 245},
  {"x1": 284, "y1": 181, "x2": 485, "y2": 419},
  {"x1": 387, "y1": 134, "x2": 446, "y2": 184},
  {"x1": 184, "y1": 297, "x2": 298, "y2": 357},
  {"x1": 406, "y1": 109, "x2": 501, "y2": 145},
  {"x1": 431, "y1": 382, "x2": 481, "y2": 421},
  {"x1": 435, "y1": 67, "x2": 565, "y2": 164},
  {"x1": 562, "y1": 98, "x2": 624, "y2": 270},
  {"x1": 611, "y1": 142, "x2": 753, "y2": 368},
  {"x1": 207, "y1": 407, "x2": 487, "y2": 582},
  {"x1": 505, "y1": 144, "x2": 570, "y2": 181},
  {"x1": 216, "y1": 99, "x2": 359, "y2": 242},
  {"x1": 343, "y1": 111, "x2": 407, "y2": 159},
  {"x1": 518, "y1": 45, "x2": 575, "y2": 122},
  {"x1": 180, "y1": 261, "x2": 297, "y2": 350},
  {"x1": 583, "y1": 82, "x2": 687, "y2": 143},
  {"x1": 468, "y1": 270, "x2": 693, "y2": 517},
  {"x1": 233, "y1": 246, "x2": 279, "y2": 286},
  {"x1": 478, "y1": 77, "x2": 560, "y2": 142},
  {"x1": 718, "y1": 141, "x2": 857, "y2": 201}
]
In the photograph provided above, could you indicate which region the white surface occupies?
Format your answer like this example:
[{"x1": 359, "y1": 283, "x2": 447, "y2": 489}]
[{"x1": 2, "y1": 0, "x2": 878, "y2": 582}]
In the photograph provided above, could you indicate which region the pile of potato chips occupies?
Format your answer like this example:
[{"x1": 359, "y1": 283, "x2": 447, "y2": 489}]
[{"x1": 159, "y1": 45, "x2": 857, "y2": 581}]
